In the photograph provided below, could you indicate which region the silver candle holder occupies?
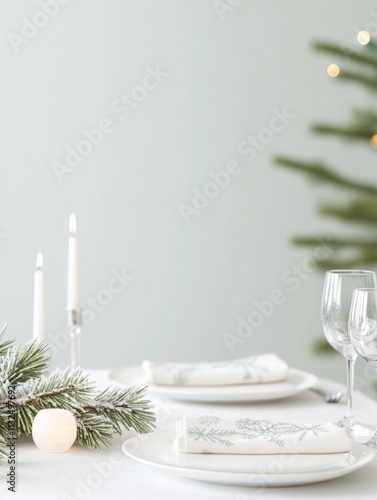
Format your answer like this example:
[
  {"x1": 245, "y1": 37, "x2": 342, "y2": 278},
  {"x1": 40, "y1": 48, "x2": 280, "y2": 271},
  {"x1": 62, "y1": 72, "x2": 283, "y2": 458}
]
[{"x1": 68, "y1": 309, "x2": 81, "y2": 369}]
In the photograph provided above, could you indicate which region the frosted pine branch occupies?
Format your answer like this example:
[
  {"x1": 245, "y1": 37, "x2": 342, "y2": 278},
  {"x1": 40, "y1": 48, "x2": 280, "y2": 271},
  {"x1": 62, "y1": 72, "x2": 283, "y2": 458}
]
[
  {"x1": 84, "y1": 386, "x2": 156, "y2": 436},
  {"x1": 0, "y1": 334, "x2": 156, "y2": 462},
  {"x1": 75, "y1": 410, "x2": 115, "y2": 449},
  {"x1": 3, "y1": 368, "x2": 95, "y2": 436},
  {"x1": 0, "y1": 340, "x2": 50, "y2": 387},
  {"x1": 0, "y1": 409, "x2": 7, "y2": 463},
  {"x1": 0, "y1": 325, "x2": 14, "y2": 358}
]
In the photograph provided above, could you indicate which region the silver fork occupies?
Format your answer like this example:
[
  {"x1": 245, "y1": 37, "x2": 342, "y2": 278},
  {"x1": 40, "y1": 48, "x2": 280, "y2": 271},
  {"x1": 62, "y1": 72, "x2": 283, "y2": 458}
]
[{"x1": 310, "y1": 385, "x2": 343, "y2": 403}]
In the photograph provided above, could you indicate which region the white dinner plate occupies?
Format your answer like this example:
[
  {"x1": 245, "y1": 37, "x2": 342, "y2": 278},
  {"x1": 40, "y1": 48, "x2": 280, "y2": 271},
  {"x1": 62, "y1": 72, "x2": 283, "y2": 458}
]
[
  {"x1": 109, "y1": 365, "x2": 317, "y2": 402},
  {"x1": 123, "y1": 430, "x2": 375, "y2": 487}
]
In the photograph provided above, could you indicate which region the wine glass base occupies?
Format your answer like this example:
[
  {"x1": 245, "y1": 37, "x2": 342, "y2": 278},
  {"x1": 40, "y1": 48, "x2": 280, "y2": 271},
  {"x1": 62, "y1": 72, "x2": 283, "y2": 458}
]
[{"x1": 337, "y1": 419, "x2": 376, "y2": 443}]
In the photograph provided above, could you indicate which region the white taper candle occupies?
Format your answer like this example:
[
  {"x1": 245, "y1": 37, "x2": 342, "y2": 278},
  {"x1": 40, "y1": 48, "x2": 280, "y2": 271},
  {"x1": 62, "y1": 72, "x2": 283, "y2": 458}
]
[
  {"x1": 33, "y1": 252, "x2": 46, "y2": 341},
  {"x1": 67, "y1": 214, "x2": 80, "y2": 314}
]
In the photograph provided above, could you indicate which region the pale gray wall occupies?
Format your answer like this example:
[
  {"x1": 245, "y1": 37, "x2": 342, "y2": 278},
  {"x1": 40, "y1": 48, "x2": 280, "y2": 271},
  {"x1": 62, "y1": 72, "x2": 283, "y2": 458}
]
[{"x1": 1, "y1": 1, "x2": 376, "y2": 391}]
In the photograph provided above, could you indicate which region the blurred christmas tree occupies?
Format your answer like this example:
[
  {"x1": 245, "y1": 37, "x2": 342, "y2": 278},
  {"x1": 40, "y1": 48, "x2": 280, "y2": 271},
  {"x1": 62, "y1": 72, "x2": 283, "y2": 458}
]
[
  {"x1": 274, "y1": 30, "x2": 377, "y2": 352},
  {"x1": 275, "y1": 32, "x2": 377, "y2": 266}
]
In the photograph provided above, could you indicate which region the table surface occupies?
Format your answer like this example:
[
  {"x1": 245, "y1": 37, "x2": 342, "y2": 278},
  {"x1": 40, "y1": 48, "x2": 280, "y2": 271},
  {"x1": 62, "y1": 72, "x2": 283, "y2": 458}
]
[{"x1": 1, "y1": 369, "x2": 377, "y2": 500}]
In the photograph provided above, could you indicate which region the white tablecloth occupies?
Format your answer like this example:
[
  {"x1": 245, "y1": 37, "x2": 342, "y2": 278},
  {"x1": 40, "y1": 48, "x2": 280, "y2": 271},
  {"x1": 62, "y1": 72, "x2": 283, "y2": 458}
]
[{"x1": 1, "y1": 369, "x2": 377, "y2": 499}]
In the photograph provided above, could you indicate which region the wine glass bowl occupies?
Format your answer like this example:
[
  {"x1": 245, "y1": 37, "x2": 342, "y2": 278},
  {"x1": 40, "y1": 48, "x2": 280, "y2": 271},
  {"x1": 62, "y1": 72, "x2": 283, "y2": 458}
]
[
  {"x1": 348, "y1": 287, "x2": 377, "y2": 445},
  {"x1": 349, "y1": 288, "x2": 377, "y2": 369},
  {"x1": 321, "y1": 270, "x2": 377, "y2": 433},
  {"x1": 322, "y1": 271, "x2": 377, "y2": 359}
]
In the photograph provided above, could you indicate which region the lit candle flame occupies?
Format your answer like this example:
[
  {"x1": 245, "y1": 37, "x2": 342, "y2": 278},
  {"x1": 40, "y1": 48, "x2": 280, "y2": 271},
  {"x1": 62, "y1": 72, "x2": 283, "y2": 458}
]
[
  {"x1": 69, "y1": 214, "x2": 77, "y2": 235},
  {"x1": 36, "y1": 252, "x2": 43, "y2": 269}
]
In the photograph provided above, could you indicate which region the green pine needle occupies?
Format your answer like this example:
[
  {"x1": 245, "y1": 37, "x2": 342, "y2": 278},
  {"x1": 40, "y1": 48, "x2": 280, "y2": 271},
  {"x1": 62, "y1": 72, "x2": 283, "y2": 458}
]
[
  {"x1": 312, "y1": 41, "x2": 377, "y2": 69},
  {"x1": 0, "y1": 407, "x2": 7, "y2": 463},
  {"x1": 85, "y1": 385, "x2": 156, "y2": 437},
  {"x1": 292, "y1": 236, "x2": 377, "y2": 249},
  {"x1": 75, "y1": 411, "x2": 114, "y2": 449},
  {"x1": 352, "y1": 108, "x2": 377, "y2": 127},
  {"x1": 318, "y1": 201, "x2": 377, "y2": 224},
  {"x1": 311, "y1": 123, "x2": 374, "y2": 140},
  {"x1": 338, "y1": 69, "x2": 377, "y2": 91},
  {"x1": 0, "y1": 325, "x2": 14, "y2": 357},
  {"x1": 273, "y1": 156, "x2": 377, "y2": 196},
  {"x1": 0, "y1": 340, "x2": 50, "y2": 387}
]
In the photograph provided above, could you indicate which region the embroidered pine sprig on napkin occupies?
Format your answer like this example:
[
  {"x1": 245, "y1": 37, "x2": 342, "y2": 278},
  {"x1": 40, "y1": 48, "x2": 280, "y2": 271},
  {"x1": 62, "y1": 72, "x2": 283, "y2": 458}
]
[{"x1": 174, "y1": 415, "x2": 352, "y2": 454}]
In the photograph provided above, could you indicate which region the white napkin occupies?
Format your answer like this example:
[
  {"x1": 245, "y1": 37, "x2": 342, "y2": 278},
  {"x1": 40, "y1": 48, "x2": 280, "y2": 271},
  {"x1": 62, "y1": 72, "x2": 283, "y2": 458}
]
[
  {"x1": 142, "y1": 353, "x2": 289, "y2": 386},
  {"x1": 173, "y1": 416, "x2": 351, "y2": 454}
]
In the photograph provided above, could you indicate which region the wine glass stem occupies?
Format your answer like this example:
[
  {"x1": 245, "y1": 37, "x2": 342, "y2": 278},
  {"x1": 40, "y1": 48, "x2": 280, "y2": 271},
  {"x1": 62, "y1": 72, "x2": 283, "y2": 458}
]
[{"x1": 344, "y1": 357, "x2": 355, "y2": 424}]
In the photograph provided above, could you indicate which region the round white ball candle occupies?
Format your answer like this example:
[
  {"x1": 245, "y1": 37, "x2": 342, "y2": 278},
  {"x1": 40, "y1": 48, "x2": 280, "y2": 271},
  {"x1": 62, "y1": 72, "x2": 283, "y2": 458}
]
[{"x1": 32, "y1": 409, "x2": 77, "y2": 453}]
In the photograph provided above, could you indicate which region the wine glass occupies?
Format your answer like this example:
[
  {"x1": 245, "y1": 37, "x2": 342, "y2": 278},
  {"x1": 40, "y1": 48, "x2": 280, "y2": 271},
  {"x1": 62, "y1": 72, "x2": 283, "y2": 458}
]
[
  {"x1": 349, "y1": 287, "x2": 377, "y2": 444},
  {"x1": 321, "y1": 270, "x2": 376, "y2": 438}
]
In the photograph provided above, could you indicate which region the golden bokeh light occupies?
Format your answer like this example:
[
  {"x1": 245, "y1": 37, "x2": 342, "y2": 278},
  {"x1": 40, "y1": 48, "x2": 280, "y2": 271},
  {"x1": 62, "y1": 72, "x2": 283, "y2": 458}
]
[
  {"x1": 327, "y1": 64, "x2": 340, "y2": 78},
  {"x1": 357, "y1": 30, "x2": 371, "y2": 46},
  {"x1": 370, "y1": 134, "x2": 377, "y2": 149}
]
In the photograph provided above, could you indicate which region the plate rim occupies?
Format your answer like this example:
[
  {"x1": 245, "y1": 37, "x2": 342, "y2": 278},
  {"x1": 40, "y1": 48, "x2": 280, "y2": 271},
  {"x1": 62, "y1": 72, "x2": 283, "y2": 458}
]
[
  {"x1": 122, "y1": 430, "x2": 375, "y2": 487},
  {"x1": 109, "y1": 365, "x2": 318, "y2": 402}
]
